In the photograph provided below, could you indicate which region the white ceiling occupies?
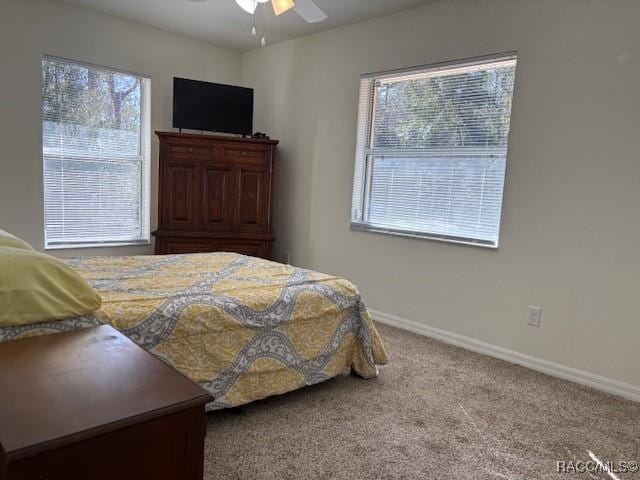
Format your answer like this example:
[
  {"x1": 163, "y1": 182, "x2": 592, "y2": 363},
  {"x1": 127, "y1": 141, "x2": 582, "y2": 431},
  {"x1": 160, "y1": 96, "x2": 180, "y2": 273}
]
[{"x1": 59, "y1": 0, "x2": 434, "y2": 52}]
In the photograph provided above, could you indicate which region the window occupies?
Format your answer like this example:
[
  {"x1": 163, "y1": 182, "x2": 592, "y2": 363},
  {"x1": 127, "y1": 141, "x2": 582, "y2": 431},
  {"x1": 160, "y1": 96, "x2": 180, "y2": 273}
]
[
  {"x1": 351, "y1": 53, "x2": 517, "y2": 248},
  {"x1": 42, "y1": 56, "x2": 151, "y2": 249}
]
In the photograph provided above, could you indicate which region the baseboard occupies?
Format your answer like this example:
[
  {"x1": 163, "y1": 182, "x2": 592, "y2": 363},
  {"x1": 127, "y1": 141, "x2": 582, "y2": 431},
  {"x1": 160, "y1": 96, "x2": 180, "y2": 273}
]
[{"x1": 370, "y1": 309, "x2": 640, "y2": 403}]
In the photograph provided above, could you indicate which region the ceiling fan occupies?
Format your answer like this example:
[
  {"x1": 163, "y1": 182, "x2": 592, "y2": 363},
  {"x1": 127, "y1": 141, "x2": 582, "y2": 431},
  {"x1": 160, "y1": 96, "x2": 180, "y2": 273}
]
[
  {"x1": 235, "y1": 0, "x2": 327, "y2": 23},
  {"x1": 187, "y1": 0, "x2": 327, "y2": 46}
]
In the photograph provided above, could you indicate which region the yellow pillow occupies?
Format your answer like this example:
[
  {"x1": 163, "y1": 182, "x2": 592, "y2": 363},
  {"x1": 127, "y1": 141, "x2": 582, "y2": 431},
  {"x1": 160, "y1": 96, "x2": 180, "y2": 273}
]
[
  {"x1": 0, "y1": 247, "x2": 102, "y2": 327},
  {"x1": 0, "y1": 228, "x2": 33, "y2": 251}
]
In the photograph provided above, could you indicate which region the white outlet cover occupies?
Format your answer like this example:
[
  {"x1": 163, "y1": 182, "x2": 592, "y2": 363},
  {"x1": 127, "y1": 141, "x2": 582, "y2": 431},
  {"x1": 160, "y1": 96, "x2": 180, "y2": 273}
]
[{"x1": 527, "y1": 306, "x2": 543, "y2": 327}]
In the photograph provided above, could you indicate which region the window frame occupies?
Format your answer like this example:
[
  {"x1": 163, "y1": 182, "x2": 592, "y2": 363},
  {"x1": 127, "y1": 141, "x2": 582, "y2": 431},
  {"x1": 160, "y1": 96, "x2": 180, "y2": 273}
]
[
  {"x1": 41, "y1": 55, "x2": 152, "y2": 250},
  {"x1": 351, "y1": 52, "x2": 517, "y2": 249}
]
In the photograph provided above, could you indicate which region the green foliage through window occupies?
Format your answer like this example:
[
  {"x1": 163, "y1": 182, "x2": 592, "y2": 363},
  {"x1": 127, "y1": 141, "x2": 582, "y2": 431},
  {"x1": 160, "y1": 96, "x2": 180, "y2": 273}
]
[{"x1": 371, "y1": 66, "x2": 516, "y2": 150}]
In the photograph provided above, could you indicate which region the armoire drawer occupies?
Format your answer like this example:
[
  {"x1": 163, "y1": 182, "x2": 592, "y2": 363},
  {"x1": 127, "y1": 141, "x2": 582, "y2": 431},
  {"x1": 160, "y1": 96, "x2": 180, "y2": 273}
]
[
  {"x1": 166, "y1": 143, "x2": 212, "y2": 160},
  {"x1": 215, "y1": 240, "x2": 268, "y2": 258},
  {"x1": 163, "y1": 238, "x2": 214, "y2": 254},
  {"x1": 221, "y1": 146, "x2": 266, "y2": 161},
  {"x1": 156, "y1": 236, "x2": 272, "y2": 259}
]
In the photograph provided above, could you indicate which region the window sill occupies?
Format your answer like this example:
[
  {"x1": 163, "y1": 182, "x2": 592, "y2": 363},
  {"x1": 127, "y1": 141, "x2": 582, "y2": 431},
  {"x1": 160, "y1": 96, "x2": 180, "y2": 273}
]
[
  {"x1": 44, "y1": 240, "x2": 151, "y2": 251},
  {"x1": 350, "y1": 223, "x2": 498, "y2": 249}
]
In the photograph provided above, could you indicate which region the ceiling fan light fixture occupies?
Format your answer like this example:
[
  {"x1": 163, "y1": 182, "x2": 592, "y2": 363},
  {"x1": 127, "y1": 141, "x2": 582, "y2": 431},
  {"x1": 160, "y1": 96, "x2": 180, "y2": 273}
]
[
  {"x1": 235, "y1": 0, "x2": 268, "y2": 14},
  {"x1": 235, "y1": 0, "x2": 257, "y2": 14},
  {"x1": 272, "y1": 0, "x2": 295, "y2": 16}
]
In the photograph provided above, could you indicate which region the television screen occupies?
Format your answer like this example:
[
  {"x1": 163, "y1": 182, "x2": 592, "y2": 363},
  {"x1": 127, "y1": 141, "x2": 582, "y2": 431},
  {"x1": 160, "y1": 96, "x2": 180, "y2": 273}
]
[{"x1": 172, "y1": 78, "x2": 253, "y2": 135}]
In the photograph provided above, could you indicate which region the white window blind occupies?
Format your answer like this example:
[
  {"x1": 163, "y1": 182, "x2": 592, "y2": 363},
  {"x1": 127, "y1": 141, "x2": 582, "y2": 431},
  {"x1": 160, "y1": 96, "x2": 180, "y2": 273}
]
[
  {"x1": 351, "y1": 53, "x2": 517, "y2": 248},
  {"x1": 42, "y1": 56, "x2": 151, "y2": 249}
]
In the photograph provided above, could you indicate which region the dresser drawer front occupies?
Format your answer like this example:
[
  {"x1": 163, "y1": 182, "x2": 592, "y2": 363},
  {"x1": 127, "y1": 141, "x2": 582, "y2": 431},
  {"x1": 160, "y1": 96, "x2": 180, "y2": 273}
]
[
  {"x1": 155, "y1": 236, "x2": 271, "y2": 259},
  {"x1": 163, "y1": 238, "x2": 213, "y2": 254},
  {"x1": 221, "y1": 146, "x2": 266, "y2": 161},
  {"x1": 167, "y1": 143, "x2": 212, "y2": 160},
  {"x1": 216, "y1": 240, "x2": 268, "y2": 258}
]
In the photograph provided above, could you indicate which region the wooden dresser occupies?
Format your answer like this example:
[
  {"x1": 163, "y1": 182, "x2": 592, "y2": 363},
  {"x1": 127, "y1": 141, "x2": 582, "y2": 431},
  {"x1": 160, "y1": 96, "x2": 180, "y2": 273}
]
[
  {"x1": 0, "y1": 325, "x2": 212, "y2": 480},
  {"x1": 152, "y1": 131, "x2": 278, "y2": 259}
]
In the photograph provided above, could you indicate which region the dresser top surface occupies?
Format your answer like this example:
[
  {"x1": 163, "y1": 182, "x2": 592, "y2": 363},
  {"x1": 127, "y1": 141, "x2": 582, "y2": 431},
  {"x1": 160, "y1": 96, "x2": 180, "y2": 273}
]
[
  {"x1": 0, "y1": 325, "x2": 212, "y2": 460},
  {"x1": 156, "y1": 130, "x2": 278, "y2": 145}
]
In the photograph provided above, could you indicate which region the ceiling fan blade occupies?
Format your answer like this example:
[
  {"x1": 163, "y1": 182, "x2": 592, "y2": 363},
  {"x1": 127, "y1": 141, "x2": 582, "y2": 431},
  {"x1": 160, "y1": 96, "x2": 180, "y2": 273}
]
[{"x1": 293, "y1": 0, "x2": 327, "y2": 23}]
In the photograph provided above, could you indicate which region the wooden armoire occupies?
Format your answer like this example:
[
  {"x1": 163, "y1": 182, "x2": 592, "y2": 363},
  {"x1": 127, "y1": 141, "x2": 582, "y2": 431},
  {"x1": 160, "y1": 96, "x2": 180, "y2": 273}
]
[{"x1": 152, "y1": 131, "x2": 277, "y2": 259}]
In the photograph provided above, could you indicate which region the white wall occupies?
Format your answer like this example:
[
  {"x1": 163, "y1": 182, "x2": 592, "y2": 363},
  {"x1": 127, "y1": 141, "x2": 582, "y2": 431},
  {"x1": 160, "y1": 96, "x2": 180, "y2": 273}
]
[
  {"x1": 0, "y1": 0, "x2": 241, "y2": 256},
  {"x1": 241, "y1": 0, "x2": 640, "y2": 387}
]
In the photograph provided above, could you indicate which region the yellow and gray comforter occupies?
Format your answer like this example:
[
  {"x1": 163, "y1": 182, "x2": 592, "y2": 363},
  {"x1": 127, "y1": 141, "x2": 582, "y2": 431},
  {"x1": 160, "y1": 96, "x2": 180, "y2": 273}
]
[{"x1": 0, "y1": 253, "x2": 388, "y2": 408}]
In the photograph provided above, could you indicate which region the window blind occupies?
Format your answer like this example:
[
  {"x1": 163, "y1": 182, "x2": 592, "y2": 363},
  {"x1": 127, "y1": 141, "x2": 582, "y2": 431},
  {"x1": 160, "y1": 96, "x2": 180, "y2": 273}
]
[
  {"x1": 351, "y1": 54, "x2": 517, "y2": 247},
  {"x1": 42, "y1": 56, "x2": 151, "y2": 249}
]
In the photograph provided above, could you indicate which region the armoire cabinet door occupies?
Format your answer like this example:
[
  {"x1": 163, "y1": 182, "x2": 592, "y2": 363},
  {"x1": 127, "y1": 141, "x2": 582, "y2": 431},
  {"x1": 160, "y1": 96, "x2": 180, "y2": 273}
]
[
  {"x1": 202, "y1": 165, "x2": 234, "y2": 231},
  {"x1": 162, "y1": 161, "x2": 199, "y2": 230},
  {"x1": 235, "y1": 165, "x2": 269, "y2": 232}
]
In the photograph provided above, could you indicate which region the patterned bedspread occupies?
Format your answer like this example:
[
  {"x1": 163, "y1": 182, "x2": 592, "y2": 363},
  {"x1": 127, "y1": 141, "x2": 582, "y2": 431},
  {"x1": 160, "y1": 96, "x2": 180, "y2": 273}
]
[{"x1": 0, "y1": 253, "x2": 388, "y2": 409}]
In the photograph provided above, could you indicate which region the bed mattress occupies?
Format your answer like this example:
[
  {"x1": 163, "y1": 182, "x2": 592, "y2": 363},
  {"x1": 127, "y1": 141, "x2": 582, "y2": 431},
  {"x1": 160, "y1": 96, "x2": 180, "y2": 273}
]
[{"x1": 0, "y1": 253, "x2": 388, "y2": 409}]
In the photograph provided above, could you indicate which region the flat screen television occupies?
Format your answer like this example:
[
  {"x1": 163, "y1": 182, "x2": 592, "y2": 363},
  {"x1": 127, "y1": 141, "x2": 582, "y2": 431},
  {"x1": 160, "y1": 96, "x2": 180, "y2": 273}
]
[{"x1": 172, "y1": 78, "x2": 254, "y2": 135}]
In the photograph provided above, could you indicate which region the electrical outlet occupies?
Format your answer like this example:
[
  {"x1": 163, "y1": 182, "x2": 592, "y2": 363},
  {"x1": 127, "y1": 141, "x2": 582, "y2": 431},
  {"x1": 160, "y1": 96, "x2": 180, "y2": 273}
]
[
  {"x1": 282, "y1": 252, "x2": 290, "y2": 265},
  {"x1": 527, "y1": 306, "x2": 543, "y2": 327}
]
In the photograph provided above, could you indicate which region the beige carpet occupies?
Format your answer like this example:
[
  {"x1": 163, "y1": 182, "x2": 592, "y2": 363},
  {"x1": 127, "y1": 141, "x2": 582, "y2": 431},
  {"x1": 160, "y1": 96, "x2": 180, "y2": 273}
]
[{"x1": 204, "y1": 323, "x2": 640, "y2": 479}]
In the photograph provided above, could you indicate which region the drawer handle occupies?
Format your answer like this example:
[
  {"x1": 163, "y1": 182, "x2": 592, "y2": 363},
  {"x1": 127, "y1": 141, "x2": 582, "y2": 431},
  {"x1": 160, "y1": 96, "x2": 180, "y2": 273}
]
[
  {"x1": 241, "y1": 151, "x2": 247, "y2": 157},
  {"x1": 188, "y1": 147, "x2": 194, "y2": 153}
]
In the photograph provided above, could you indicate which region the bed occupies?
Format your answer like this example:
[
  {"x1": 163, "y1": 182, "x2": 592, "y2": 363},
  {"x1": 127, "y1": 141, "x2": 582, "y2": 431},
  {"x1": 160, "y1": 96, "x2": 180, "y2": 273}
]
[{"x1": 0, "y1": 252, "x2": 388, "y2": 409}]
